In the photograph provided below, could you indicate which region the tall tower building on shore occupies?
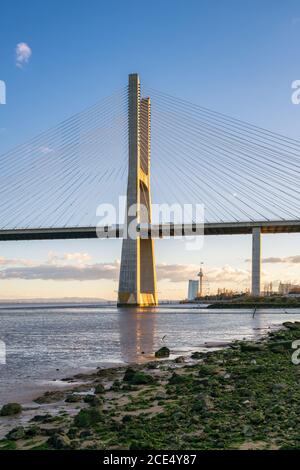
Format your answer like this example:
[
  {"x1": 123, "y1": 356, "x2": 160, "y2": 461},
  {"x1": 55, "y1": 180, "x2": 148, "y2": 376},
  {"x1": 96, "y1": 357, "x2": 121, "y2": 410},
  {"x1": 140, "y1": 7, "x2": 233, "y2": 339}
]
[
  {"x1": 198, "y1": 264, "x2": 204, "y2": 297},
  {"x1": 188, "y1": 280, "x2": 199, "y2": 301}
]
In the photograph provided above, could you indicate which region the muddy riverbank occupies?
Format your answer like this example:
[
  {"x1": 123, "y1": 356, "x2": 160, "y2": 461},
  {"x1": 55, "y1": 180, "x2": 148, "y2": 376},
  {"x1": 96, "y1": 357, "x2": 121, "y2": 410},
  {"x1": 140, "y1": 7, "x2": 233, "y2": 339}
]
[{"x1": 1, "y1": 321, "x2": 300, "y2": 450}]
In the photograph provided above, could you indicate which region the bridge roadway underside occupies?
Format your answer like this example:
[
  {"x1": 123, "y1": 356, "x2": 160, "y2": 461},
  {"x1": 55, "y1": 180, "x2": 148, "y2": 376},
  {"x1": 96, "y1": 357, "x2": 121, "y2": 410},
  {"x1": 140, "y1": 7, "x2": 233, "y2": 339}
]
[{"x1": 1, "y1": 220, "x2": 300, "y2": 241}]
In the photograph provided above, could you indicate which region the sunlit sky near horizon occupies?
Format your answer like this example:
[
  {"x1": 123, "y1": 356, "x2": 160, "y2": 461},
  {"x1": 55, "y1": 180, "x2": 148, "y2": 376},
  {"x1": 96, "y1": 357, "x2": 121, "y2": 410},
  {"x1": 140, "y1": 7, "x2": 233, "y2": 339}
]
[{"x1": 1, "y1": 0, "x2": 300, "y2": 300}]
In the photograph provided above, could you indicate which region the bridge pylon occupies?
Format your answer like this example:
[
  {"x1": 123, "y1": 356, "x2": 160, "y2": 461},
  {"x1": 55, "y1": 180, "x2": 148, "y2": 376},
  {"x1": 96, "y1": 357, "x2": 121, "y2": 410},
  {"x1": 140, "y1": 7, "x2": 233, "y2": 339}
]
[
  {"x1": 251, "y1": 227, "x2": 261, "y2": 296},
  {"x1": 117, "y1": 74, "x2": 158, "y2": 307}
]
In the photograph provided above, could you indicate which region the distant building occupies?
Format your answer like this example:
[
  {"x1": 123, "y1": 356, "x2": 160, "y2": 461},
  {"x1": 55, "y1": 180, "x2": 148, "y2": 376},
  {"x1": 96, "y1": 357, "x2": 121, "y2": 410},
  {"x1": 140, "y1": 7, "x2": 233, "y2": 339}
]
[
  {"x1": 263, "y1": 282, "x2": 273, "y2": 296},
  {"x1": 278, "y1": 282, "x2": 300, "y2": 295},
  {"x1": 289, "y1": 287, "x2": 300, "y2": 295},
  {"x1": 188, "y1": 280, "x2": 199, "y2": 301},
  {"x1": 197, "y1": 267, "x2": 204, "y2": 297}
]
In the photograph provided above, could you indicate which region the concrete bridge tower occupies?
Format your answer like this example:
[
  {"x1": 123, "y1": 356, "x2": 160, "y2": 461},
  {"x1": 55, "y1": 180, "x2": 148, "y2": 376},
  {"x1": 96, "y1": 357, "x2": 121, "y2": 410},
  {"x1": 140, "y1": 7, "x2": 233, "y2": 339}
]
[
  {"x1": 251, "y1": 227, "x2": 261, "y2": 297},
  {"x1": 117, "y1": 74, "x2": 158, "y2": 307}
]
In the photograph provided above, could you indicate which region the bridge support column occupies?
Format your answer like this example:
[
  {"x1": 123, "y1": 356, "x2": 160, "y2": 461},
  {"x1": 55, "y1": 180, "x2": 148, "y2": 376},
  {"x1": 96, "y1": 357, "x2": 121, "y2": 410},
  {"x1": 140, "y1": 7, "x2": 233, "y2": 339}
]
[
  {"x1": 117, "y1": 74, "x2": 157, "y2": 307},
  {"x1": 251, "y1": 227, "x2": 261, "y2": 297}
]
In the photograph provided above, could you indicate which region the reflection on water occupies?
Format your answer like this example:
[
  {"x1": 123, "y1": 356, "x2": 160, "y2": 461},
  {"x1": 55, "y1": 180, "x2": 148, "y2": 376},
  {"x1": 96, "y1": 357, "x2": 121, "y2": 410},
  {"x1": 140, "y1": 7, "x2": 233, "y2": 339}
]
[
  {"x1": 252, "y1": 311, "x2": 263, "y2": 330},
  {"x1": 0, "y1": 305, "x2": 300, "y2": 404},
  {"x1": 118, "y1": 308, "x2": 157, "y2": 363}
]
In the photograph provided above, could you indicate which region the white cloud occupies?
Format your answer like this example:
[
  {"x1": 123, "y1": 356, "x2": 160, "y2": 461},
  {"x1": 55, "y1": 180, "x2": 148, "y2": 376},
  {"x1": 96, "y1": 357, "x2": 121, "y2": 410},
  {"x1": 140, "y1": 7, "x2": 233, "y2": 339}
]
[
  {"x1": 15, "y1": 42, "x2": 32, "y2": 68},
  {"x1": 0, "y1": 257, "x2": 250, "y2": 285},
  {"x1": 279, "y1": 255, "x2": 300, "y2": 264},
  {"x1": 206, "y1": 265, "x2": 250, "y2": 284},
  {"x1": 64, "y1": 252, "x2": 92, "y2": 263},
  {"x1": 0, "y1": 80, "x2": 6, "y2": 105},
  {"x1": 0, "y1": 261, "x2": 119, "y2": 281},
  {"x1": 246, "y1": 255, "x2": 300, "y2": 264},
  {"x1": 48, "y1": 251, "x2": 92, "y2": 265},
  {"x1": 6, "y1": 256, "x2": 300, "y2": 293},
  {"x1": 156, "y1": 263, "x2": 250, "y2": 285},
  {"x1": 156, "y1": 263, "x2": 198, "y2": 283},
  {"x1": 0, "y1": 256, "x2": 36, "y2": 267}
]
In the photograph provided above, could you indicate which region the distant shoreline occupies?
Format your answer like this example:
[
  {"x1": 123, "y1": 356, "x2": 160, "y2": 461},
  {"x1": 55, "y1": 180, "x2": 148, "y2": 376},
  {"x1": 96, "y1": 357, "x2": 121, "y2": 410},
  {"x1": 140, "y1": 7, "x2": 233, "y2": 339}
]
[
  {"x1": 1, "y1": 302, "x2": 300, "y2": 312},
  {"x1": 207, "y1": 303, "x2": 300, "y2": 309},
  {"x1": 0, "y1": 303, "x2": 114, "y2": 311}
]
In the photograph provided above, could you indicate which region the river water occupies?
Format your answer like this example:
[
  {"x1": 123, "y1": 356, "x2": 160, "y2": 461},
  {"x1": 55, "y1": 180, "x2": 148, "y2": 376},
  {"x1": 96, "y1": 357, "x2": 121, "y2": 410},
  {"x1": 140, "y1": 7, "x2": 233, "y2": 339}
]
[{"x1": 0, "y1": 304, "x2": 300, "y2": 405}]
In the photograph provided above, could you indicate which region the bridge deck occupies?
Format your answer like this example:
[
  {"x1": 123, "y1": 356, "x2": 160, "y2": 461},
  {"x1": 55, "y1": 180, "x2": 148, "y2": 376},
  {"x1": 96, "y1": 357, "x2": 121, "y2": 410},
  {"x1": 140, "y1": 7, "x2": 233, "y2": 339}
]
[{"x1": 1, "y1": 220, "x2": 300, "y2": 241}]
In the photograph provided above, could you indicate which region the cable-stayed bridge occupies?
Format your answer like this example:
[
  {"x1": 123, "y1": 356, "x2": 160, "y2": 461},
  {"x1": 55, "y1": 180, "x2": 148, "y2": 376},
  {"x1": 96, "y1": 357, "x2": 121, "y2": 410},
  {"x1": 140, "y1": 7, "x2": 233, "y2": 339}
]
[{"x1": 1, "y1": 74, "x2": 300, "y2": 305}]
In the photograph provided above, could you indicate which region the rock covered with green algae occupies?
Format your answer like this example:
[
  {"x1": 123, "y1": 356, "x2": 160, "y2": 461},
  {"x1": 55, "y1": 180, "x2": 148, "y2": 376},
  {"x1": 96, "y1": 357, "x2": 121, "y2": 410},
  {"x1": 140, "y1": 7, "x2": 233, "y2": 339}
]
[
  {"x1": 240, "y1": 342, "x2": 265, "y2": 352},
  {"x1": 155, "y1": 347, "x2": 170, "y2": 358},
  {"x1": 283, "y1": 321, "x2": 300, "y2": 330},
  {"x1": 123, "y1": 367, "x2": 156, "y2": 385},
  {"x1": 2, "y1": 322, "x2": 300, "y2": 451},
  {"x1": 6, "y1": 427, "x2": 26, "y2": 440},
  {"x1": 47, "y1": 433, "x2": 71, "y2": 450},
  {"x1": 74, "y1": 408, "x2": 103, "y2": 428},
  {"x1": 65, "y1": 393, "x2": 82, "y2": 403},
  {"x1": 0, "y1": 403, "x2": 22, "y2": 416},
  {"x1": 94, "y1": 384, "x2": 105, "y2": 394}
]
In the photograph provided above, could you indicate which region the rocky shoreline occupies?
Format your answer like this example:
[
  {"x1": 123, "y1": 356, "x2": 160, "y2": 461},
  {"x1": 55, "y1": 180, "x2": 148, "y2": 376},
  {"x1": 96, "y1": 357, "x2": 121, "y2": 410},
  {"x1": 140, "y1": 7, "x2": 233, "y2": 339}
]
[{"x1": 0, "y1": 321, "x2": 300, "y2": 450}]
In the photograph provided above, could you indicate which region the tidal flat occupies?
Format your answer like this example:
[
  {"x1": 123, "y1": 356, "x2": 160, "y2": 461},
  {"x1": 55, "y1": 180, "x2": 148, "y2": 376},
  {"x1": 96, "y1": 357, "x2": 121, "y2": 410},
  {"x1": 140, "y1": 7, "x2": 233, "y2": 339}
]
[{"x1": 1, "y1": 321, "x2": 300, "y2": 450}]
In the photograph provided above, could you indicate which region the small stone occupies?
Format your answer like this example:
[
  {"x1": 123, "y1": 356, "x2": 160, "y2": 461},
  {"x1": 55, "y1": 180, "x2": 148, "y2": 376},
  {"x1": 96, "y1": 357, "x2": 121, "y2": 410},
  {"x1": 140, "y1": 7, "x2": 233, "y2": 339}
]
[
  {"x1": 268, "y1": 341, "x2": 292, "y2": 353},
  {"x1": 272, "y1": 383, "x2": 287, "y2": 393},
  {"x1": 67, "y1": 428, "x2": 78, "y2": 439},
  {"x1": 65, "y1": 394, "x2": 82, "y2": 403},
  {"x1": 94, "y1": 384, "x2": 105, "y2": 394},
  {"x1": 240, "y1": 342, "x2": 265, "y2": 352},
  {"x1": 74, "y1": 408, "x2": 102, "y2": 428},
  {"x1": 42, "y1": 426, "x2": 65, "y2": 437},
  {"x1": 25, "y1": 425, "x2": 40, "y2": 437},
  {"x1": 110, "y1": 380, "x2": 121, "y2": 390},
  {"x1": 191, "y1": 351, "x2": 203, "y2": 359},
  {"x1": 83, "y1": 394, "x2": 102, "y2": 406},
  {"x1": 243, "y1": 424, "x2": 253, "y2": 437},
  {"x1": 155, "y1": 347, "x2": 170, "y2": 358},
  {"x1": 175, "y1": 356, "x2": 185, "y2": 363},
  {"x1": 249, "y1": 411, "x2": 265, "y2": 424},
  {"x1": 147, "y1": 362, "x2": 158, "y2": 370},
  {"x1": 168, "y1": 372, "x2": 188, "y2": 384},
  {"x1": 30, "y1": 413, "x2": 52, "y2": 423},
  {"x1": 155, "y1": 392, "x2": 167, "y2": 401},
  {"x1": 283, "y1": 321, "x2": 300, "y2": 330},
  {"x1": 6, "y1": 426, "x2": 25, "y2": 440},
  {"x1": 197, "y1": 378, "x2": 209, "y2": 386},
  {"x1": 198, "y1": 365, "x2": 218, "y2": 377},
  {"x1": 47, "y1": 433, "x2": 71, "y2": 450},
  {"x1": 35, "y1": 390, "x2": 65, "y2": 404},
  {"x1": 122, "y1": 415, "x2": 133, "y2": 423},
  {"x1": 123, "y1": 368, "x2": 156, "y2": 385},
  {"x1": 123, "y1": 367, "x2": 136, "y2": 382},
  {"x1": 0, "y1": 403, "x2": 22, "y2": 416}
]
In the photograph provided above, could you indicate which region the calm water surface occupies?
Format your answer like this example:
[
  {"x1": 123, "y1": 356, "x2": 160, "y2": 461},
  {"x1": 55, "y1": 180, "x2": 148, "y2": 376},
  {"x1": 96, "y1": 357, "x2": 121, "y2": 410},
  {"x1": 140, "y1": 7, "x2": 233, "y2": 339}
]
[{"x1": 0, "y1": 304, "x2": 300, "y2": 404}]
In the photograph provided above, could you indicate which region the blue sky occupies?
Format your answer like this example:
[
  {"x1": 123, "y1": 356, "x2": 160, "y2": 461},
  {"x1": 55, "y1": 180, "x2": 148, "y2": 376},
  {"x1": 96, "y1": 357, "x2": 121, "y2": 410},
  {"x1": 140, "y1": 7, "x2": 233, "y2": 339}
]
[{"x1": 1, "y1": 0, "x2": 300, "y2": 300}]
